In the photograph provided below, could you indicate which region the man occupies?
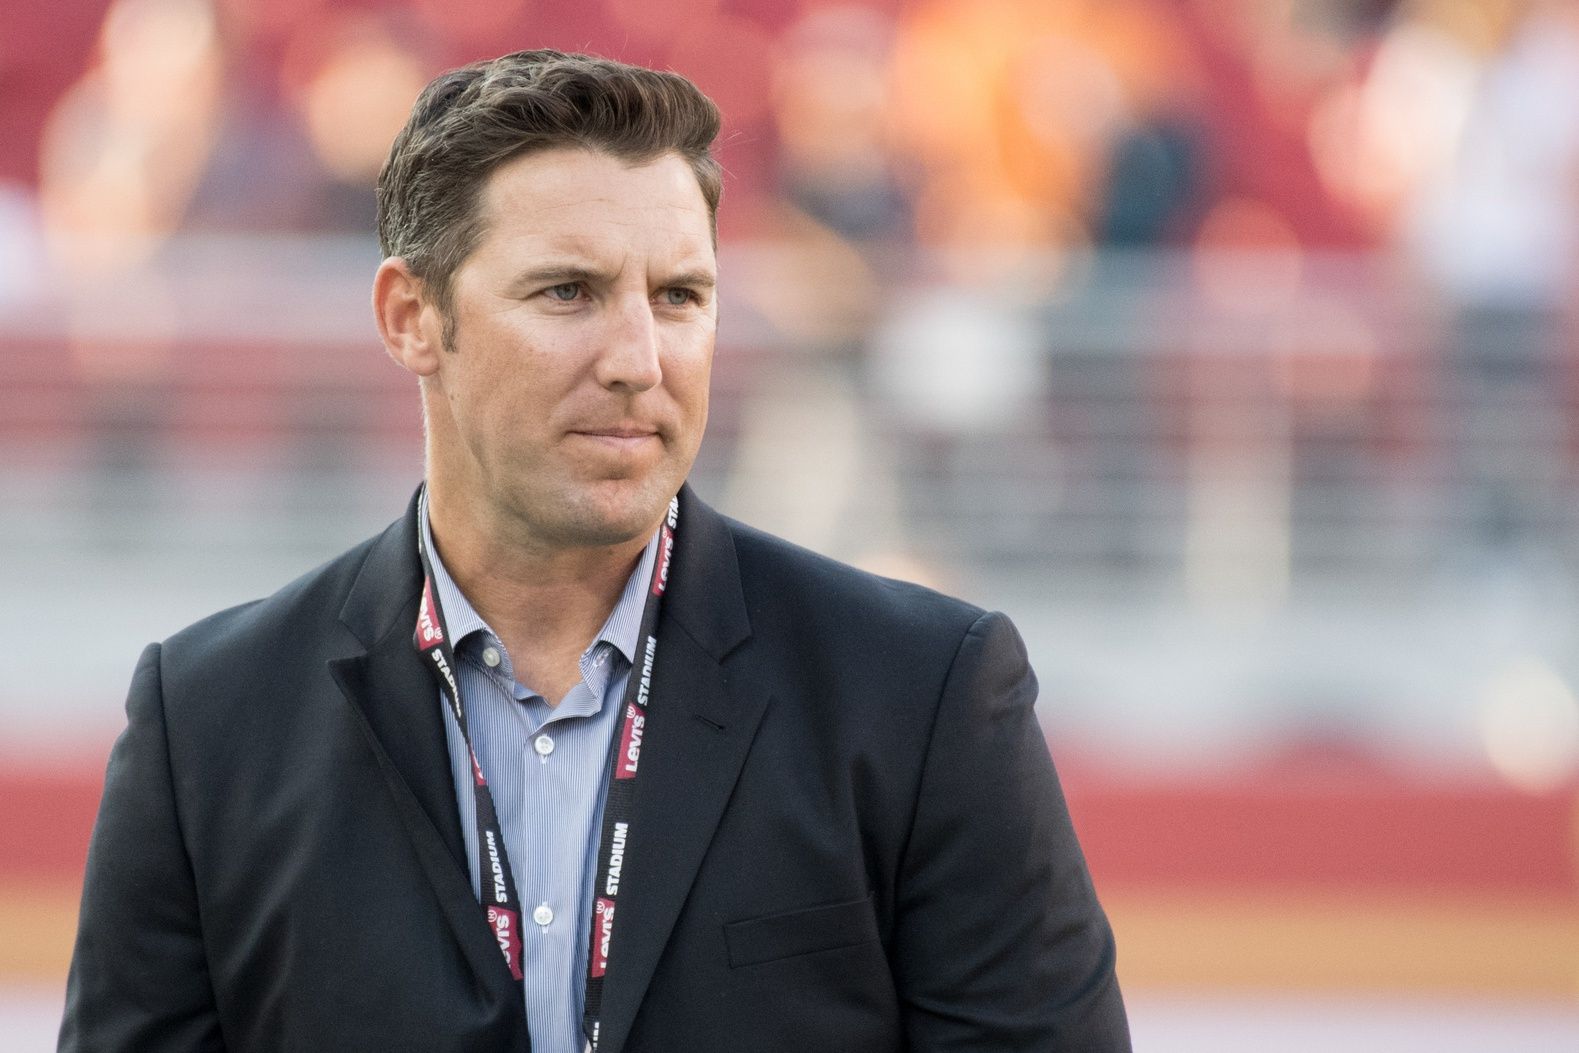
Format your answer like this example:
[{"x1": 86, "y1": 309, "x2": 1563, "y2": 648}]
[{"x1": 61, "y1": 51, "x2": 1128, "y2": 1052}]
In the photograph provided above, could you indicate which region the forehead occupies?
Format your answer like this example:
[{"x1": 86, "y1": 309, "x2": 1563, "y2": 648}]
[{"x1": 470, "y1": 147, "x2": 716, "y2": 268}]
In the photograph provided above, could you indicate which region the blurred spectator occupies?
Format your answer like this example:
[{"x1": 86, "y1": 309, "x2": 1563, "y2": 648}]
[
  {"x1": 1094, "y1": 112, "x2": 1207, "y2": 247},
  {"x1": 39, "y1": 0, "x2": 225, "y2": 273},
  {"x1": 891, "y1": 0, "x2": 1112, "y2": 259},
  {"x1": 186, "y1": 10, "x2": 431, "y2": 232},
  {"x1": 1400, "y1": 0, "x2": 1579, "y2": 314},
  {"x1": 773, "y1": 5, "x2": 915, "y2": 249},
  {"x1": 37, "y1": 0, "x2": 227, "y2": 535},
  {"x1": 0, "y1": 0, "x2": 110, "y2": 187},
  {"x1": 1350, "y1": 0, "x2": 1579, "y2": 555},
  {"x1": 722, "y1": 6, "x2": 906, "y2": 560},
  {"x1": 1183, "y1": 0, "x2": 1378, "y2": 248}
]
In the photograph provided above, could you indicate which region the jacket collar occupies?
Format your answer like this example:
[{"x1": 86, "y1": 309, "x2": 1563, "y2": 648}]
[
  {"x1": 665, "y1": 483, "x2": 752, "y2": 662},
  {"x1": 337, "y1": 486, "x2": 425, "y2": 652}
]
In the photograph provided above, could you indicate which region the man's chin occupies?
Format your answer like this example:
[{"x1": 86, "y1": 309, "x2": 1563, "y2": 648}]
[{"x1": 535, "y1": 480, "x2": 677, "y2": 550}]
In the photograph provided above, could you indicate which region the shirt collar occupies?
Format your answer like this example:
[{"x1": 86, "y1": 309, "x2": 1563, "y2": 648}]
[{"x1": 419, "y1": 499, "x2": 660, "y2": 668}]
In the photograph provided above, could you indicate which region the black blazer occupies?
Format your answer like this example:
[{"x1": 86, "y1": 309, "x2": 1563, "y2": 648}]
[{"x1": 61, "y1": 487, "x2": 1128, "y2": 1052}]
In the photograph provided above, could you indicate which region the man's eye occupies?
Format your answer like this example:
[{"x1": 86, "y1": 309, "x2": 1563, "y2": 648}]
[
  {"x1": 662, "y1": 288, "x2": 695, "y2": 306},
  {"x1": 546, "y1": 283, "x2": 581, "y2": 301}
]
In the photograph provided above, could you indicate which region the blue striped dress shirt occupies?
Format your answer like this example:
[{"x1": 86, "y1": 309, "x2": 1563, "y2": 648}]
[{"x1": 422, "y1": 508, "x2": 659, "y2": 1053}]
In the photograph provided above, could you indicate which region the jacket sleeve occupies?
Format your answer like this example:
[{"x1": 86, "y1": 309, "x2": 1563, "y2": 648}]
[
  {"x1": 893, "y1": 611, "x2": 1130, "y2": 1051},
  {"x1": 59, "y1": 643, "x2": 225, "y2": 1052}
]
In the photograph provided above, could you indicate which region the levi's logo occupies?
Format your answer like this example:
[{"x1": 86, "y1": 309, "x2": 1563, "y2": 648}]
[
  {"x1": 487, "y1": 905, "x2": 523, "y2": 980},
  {"x1": 417, "y1": 580, "x2": 444, "y2": 646},
  {"x1": 591, "y1": 897, "x2": 616, "y2": 977},
  {"x1": 616, "y1": 704, "x2": 645, "y2": 778},
  {"x1": 652, "y1": 524, "x2": 675, "y2": 596}
]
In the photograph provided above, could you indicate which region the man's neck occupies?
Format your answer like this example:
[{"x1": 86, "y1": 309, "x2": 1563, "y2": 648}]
[{"x1": 426, "y1": 489, "x2": 653, "y2": 706}]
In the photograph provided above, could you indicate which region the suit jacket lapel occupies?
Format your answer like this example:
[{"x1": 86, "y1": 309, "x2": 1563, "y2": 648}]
[
  {"x1": 326, "y1": 492, "x2": 521, "y2": 1004},
  {"x1": 597, "y1": 487, "x2": 770, "y2": 1053}
]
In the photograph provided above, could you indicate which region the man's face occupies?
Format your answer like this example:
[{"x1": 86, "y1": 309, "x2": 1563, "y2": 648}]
[{"x1": 425, "y1": 147, "x2": 717, "y2": 551}]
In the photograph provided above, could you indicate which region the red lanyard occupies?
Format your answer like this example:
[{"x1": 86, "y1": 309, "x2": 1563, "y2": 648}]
[{"x1": 413, "y1": 487, "x2": 678, "y2": 1051}]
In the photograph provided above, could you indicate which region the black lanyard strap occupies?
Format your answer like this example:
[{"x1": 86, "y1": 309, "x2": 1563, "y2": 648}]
[
  {"x1": 583, "y1": 495, "x2": 677, "y2": 1052},
  {"x1": 415, "y1": 487, "x2": 527, "y2": 982}
]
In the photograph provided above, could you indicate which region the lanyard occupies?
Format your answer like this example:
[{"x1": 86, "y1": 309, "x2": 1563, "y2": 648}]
[
  {"x1": 414, "y1": 487, "x2": 527, "y2": 983},
  {"x1": 412, "y1": 487, "x2": 679, "y2": 1051},
  {"x1": 582, "y1": 494, "x2": 676, "y2": 1051}
]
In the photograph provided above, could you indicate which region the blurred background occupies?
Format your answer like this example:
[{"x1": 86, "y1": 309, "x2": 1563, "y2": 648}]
[{"x1": 3, "y1": 0, "x2": 1579, "y2": 1048}]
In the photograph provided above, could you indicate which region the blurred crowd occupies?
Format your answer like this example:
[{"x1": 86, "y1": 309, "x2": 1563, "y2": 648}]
[
  {"x1": 6, "y1": 0, "x2": 1577, "y2": 291},
  {"x1": 5, "y1": 0, "x2": 1579, "y2": 572},
  {"x1": 3, "y1": 0, "x2": 1579, "y2": 794}
]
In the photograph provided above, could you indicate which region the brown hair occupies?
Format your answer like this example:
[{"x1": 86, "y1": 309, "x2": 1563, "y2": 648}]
[{"x1": 377, "y1": 50, "x2": 723, "y2": 318}]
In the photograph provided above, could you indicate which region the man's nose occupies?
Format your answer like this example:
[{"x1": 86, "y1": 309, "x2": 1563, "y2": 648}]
[{"x1": 595, "y1": 295, "x2": 662, "y2": 392}]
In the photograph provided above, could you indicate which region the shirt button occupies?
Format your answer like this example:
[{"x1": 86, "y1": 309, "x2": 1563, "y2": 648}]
[
  {"x1": 533, "y1": 904, "x2": 554, "y2": 927},
  {"x1": 481, "y1": 646, "x2": 501, "y2": 668},
  {"x1": 534, "y1": 734, "x2": 555, "y2": 757}
]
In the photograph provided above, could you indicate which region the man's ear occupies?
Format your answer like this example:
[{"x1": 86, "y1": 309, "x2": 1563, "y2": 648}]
[{"x1": 373, "y1": 257, "x2": 444, "y2": 377}]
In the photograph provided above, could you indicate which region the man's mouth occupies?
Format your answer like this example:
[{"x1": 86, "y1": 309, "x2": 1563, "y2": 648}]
[{"x1": 570, "y1": 426, "x2": 662, "y2": 449}]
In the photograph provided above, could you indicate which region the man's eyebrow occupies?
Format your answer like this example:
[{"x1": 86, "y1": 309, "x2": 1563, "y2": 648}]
[
  {"x1": 505, "y1": 263, "x2": 717, "y2": 294},
  {"x1": 507, "y1": 263, "x2": 607, "y2": 291},
  {"x1": 664, "y1": 269, "x2": 717, "y2": 290}
]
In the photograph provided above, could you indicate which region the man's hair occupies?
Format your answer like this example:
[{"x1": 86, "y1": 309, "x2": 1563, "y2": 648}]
[{"x1": 377, "y1": 50, "x2": 723, "y2": 318}]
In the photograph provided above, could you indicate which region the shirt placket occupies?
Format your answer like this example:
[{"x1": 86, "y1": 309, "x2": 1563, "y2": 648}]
[{"x1": 515, "y1": 642, "x2": 620, "y2": 1046}]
